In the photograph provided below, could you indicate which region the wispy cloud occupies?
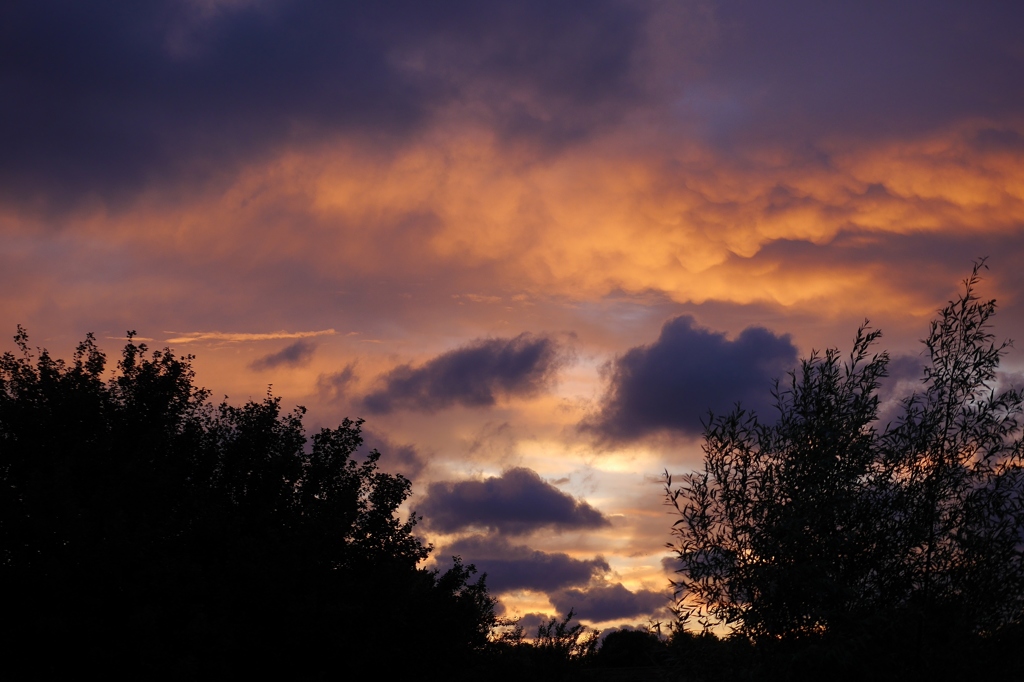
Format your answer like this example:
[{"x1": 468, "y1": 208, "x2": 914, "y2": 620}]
[{"x1": 165, "y1": 329, "x2": 336, "y2": 344}]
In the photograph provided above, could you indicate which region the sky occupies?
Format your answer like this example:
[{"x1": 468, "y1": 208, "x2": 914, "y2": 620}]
[{"x1": 3, "y1": 0, "x2": 1024, "y2": 632}]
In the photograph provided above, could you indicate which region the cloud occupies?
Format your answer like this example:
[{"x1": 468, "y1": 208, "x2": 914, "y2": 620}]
[
  {"x1": 316, "y1": 363, "x2": 359, "y2": 403},
  {"x1": 438, "y1": 535, "x2": 608, "y2": 594},
  {"x1": 249, "y1": 339, "x2": 316, "y2": 371},
  {"x1": 419, "y1": 467, "x2": 609, "y2": 534},
  {"x1": 363, "y1": 334, "x2": 564, "y2": 413},
  {"x1": 875, "y1": 353, "x2": 928, "y2": 428},
  {"x1": 514, "y1": 612, "x2": 551, "y2": 636},
  {"x1": 549, "y1": 582, "x2": 669, "y2": 623},
  {"x1": 166, "y1": 329, "x2": 336, "y2": 344},
  {"x1": 680, "y1": 1, "x2": 1024, "y2": 146},
  {"x1": 357, "y1": 427, "x2": 426, "y2": 480},
  {"x1": 0, "y1": 0, "x2": 654, "y2": 209},
  {"x1": 587, "y1": 316, "x2": 797, "y2": 440}
]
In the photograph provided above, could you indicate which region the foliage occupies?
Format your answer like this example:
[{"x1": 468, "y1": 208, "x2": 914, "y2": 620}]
[
  {"x1": 595, "y1": 628, "x2": 667, "y2": 668},
  {"x1": 664, "y1": 263, "x2": 1024, "y2": 676},
  {"x1": 666, "y1": 625, "x2": 753, "y2": 682},
  {"x1": 534, "y1": 608, "x2": 601, "y2": 662},
  {"x1": 0, "y1": 330, "x2": 495, "y2": 677},
  {"x1": 475, "y1": 610, "x2": 602, "y2": 681}
]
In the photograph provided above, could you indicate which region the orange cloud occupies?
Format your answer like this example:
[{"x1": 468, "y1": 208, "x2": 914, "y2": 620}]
[{"x1": 165, "y1": 329, "x2": 336, "y2": 344}]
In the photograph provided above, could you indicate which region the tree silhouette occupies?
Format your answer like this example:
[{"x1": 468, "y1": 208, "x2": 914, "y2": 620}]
[
  {"x1": 664, "y1": 263, "x2": 1024, "y2": 679},
  {"x1": 1, "y1": 331, "x2": 495, "y2": 677}
]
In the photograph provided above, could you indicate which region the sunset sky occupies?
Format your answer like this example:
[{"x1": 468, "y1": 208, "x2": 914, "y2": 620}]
[{"x1": 3, "y1": 0, "x2": 1024, "y2": 631}]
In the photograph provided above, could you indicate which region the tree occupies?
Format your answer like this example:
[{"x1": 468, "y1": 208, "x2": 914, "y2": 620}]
[
  {"x1": 0, "y1": 331, "x2": 495, "y2": 677},
  {"x1": 664, "y1": 263, "x2": 1024, "y2": 676}
]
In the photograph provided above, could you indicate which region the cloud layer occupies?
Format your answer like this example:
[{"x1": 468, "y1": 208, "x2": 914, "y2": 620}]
[
  {"x1": 589, "y1": 316, "x2": 798, "y2": 440},
  {"x1": 363, "y1": 334, "x2": 564, "y2": 413},
  {"x1": 420, "y1": 467, "x2": 608, "y2": 534}
]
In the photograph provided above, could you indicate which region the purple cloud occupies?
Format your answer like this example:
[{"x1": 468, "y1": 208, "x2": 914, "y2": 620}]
[
  {"x1": 363, "y1": 334, "x2": 564, "y2": 413},
  {"x1": 439, "y1": 535, "x2": 608, "y2": 594},
  {"x1": 420, "y1": 467, "x2": 609, "y2": 534},
  {"x1": 587, "y1": 316, "x2": 797, "y2": 440},
  {"x1": 550, "y1": 582, "x2": 668, "y2": 622}
]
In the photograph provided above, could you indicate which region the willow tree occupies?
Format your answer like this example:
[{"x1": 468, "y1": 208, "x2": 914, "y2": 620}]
[{"x1": 665, "y1": 263, "x2": 1024, "y2": 670}]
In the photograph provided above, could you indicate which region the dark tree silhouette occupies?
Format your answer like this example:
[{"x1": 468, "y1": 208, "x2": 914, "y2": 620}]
[
  {"x1": 1, "y1": 331, "x2": 495, "y2": 677},
  {"x1": 595, "y1": 628, "x2": 667, "y2": 668},
  {"x1": 664, "y1": 263, "x2": 1024, "y2": 679}
]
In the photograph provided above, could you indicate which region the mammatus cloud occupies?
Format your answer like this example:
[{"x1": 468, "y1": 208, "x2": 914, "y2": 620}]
[
  {"x1": 549, "y1": 582, "x2": 668, "y2": 623},
  {"x1": 166, "y1": 329, "x2": 336, "y2": 344},
  {"x1": 587, "y1": 316, "x2": 797, "y2": 440},
  {"x1": 420, "y1": 467, "x2": 609, "y2": 534},
  {"x1": 363, "y1": 334, "x2": 564, "y2": 413},
  {"x1": 250, "y1": 340, "x2": 316, "y2": 371},
  {"x1": 439, "y1": 535, "x2": 609, "y2": 594}
]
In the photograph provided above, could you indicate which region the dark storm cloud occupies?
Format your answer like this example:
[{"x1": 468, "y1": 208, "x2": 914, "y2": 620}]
[
  {"x1": 549, "y1": 582, "x2": 668, "y2": 622},
  {"x1": 6, "y1": 0, "x2": 1023, "y2": 209},
  {"x1": 689, "y1": 1, "x2": 1024, "y2": 144},
  {"x1": 0, "y1": 1, "x2": 425, "y2": 207},
  {"x1": 250, "y1": 340, "x2": 316, "y2": 370},
  {"x1": 0, "y1": 0, "x2": 649, "y2": 208},
  {"x1": 419, "y1": 467, "x2": 609, "y2": 534},
  {"x1": 363, "y1": 334, "x2": 564, "y2": 414},
  {"x1": 439, "y1": 535, "x2": 608, "y2": 594},
  {"x1": 588, "y1": 316, "x2": 797, "y2": 440}
]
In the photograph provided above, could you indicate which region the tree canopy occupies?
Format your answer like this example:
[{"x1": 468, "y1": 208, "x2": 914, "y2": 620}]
[
  {"x1": 665, "y1": 263, "x2": 1024, "y2": 679},
  {"x1": 0, "y1": 331, "x2": 494, "y2": 677}
]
